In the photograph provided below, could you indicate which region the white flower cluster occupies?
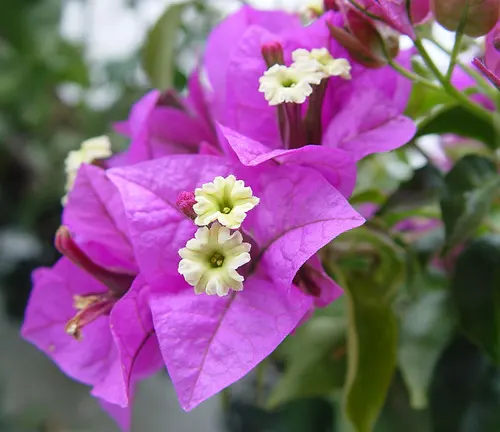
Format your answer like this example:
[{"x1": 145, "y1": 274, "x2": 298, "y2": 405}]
[
  {"x1": 178, "y1": 175, "x2": 259, "y2": 297},
  {"x1": 258, "y1": 48, "x2": 351, "y2": 106},
  {"x1": 62, "y1": 136, "x2": 112, "y2": 205}
]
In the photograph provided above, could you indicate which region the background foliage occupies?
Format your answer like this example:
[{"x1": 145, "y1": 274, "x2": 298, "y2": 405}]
[{"x1": 2, "y1": 0, "x2": 500, "y2": 431}]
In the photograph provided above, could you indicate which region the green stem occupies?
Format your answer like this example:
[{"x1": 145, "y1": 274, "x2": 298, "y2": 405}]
[
  {"x1": 414, "y1": 37, "x2": 493, "y2": 124},
  {"x1": 387, "y1": 58, "x2": 441, "y2": 91},
  {"x1": 445, "y1": 26, "x2": 465, "y2": 81},
  {"x1": 429, "y1": 38, "x2": 497, "y2": 98}
]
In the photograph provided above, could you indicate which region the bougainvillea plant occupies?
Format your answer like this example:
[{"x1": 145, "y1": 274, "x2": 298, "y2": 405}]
[{"x1": 21, "y1": 1, "x2": 500, "y2": 431}]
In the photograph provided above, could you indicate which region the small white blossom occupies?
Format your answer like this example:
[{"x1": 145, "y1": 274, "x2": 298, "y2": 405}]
[
  {"x1": 292, "y1": 48, "x2": 352, "y2": 79},
  {"x1": 303, "y1": 1, "x2": 324, "y2": 18},
  {"x1": 194, "y1": 175, "x2": 259, "y2": 229},
  {"x1": 258, "y1": 64, "x2": 323, "y2": 106},
  {"x1": 178, "y1": 223, "x2": 251, "y2": 296},
  {"x1": 62, "y1": 136, "x2": 112, "y2": 205}
]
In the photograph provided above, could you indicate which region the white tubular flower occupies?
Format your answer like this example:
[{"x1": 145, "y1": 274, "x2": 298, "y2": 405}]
[
  {"x1": 258, "y1": 64, "x2": 323, "y2": 106},
  {"x1": 292, "y1": 48, "x2": 352, "y2": 79},
  {"x1": 62, "y1": 136, "x2": 112, "y2": 205},
  {"x1": 178, "y1": 223, "x2": 251, "y2": 297},
  {"x1": 194, "y1": 175, "x2": 259, "y2": 229},
  {"x1": 303, "y1": 1, "x2": 324, "y2": 18}
]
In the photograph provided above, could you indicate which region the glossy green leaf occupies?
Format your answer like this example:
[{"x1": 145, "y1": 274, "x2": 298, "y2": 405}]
[
  {"x1": 430, "y1": 337, "x2": 491, "y2": 432},
  {"x1": 405, "y1": 83, "x2": 453, "y2": 119},
  {"x1": 337, "y1": 229, "x2": 405, "y2": 432},
  {"x1": 451, "y1": 236, "x2": 500, "y2": 363},
  {"x1": 416, "y1": 105, "x2": 498, "y2": 150},
  {"x1": 440, "y1": 155, "x2": 500, "y2": 252},
  {"x1": 268, "y1": 316, "x2": 347, "y2": 408},
  {"x1": 142, "y1": 2, "x2": 186, "y2": 90},
  {"x1": 399, "y1": 291, "x2": 455, "y2": 409}
]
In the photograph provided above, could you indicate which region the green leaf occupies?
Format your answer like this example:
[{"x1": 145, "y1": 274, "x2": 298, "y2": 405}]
[
  {"x1": 416, "y1": 105, "x2": 498, "y2": 150},
  {"x1": 142, "y1": 2, "x2": 186, "y2": 90},
  {"x1": 268, "y1": 316, "x2": 347, "y2": 408},
  {"x1": 398, "y1": 291, "x2": 455, "y2": 409},
  {"x1": 440, "y1": 155, "x2": 500, "y2": 252},
  {"x1": 451, "y1": 237, "x2": 500, "y2": 363},
  {"x1": 377, "y1": 165, "x2": 443, "y2": 216},
  {"x1": 429, "y1": 336, "x2": 493, "y2": 432},
  {"x1": 337, "y1": 229, "x2": 405, "y2": 432},
  {"x1": 405, "y1": 82, "x2": 453, "y2": 119}
]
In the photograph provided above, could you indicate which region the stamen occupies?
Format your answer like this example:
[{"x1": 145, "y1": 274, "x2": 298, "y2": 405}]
[{"x1": 65, "y1": 293, "x2": 115, "y2": 340}]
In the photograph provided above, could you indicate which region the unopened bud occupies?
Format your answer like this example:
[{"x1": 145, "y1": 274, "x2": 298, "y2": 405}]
[
  {"x1": 327, "y1": 10, "x2": 399, "y2": 68},
  {"x1": 324, "y1": 0, "x2": 339, "y2": 12},
  {"x1": 494, "y1": 35, "x2": 500, "y2": 52},
  {"x1": 431, "y1": 0, "x2": 499, "y2": 37},
  {"x1": 55, "y1": 226, "x2": 133, "y2": 294},
  {"x1": 261, "y1": 42, "x2": 285, "y2": 68},
  {"x1": 176, "y1": 191, "x2": 197, "y2": 220}
]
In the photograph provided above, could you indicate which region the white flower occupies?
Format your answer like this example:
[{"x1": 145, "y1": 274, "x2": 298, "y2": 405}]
[
  {"x1": 62, "y1": 136, "x2": 112, "y2": 205},
  {"x1": 194, "y1": 175, "x2": 259, "y2": 229},
  {"x1": 178, "y1": 223, "x2": 251, "y2": 296},
  {"x1": 258, "y1": 64, "x2": 323, "y2": 106},
  {"x1": 292, "y1": 48, "x2": 352, "y2": 79},
  {"x1": 303, "y1": 0, "x2": 324, "y2": 18}
]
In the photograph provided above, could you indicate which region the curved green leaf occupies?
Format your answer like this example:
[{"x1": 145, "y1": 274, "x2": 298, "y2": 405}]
[{"x1": 142, "y1": 3, "x2": 186, "y2": 90}]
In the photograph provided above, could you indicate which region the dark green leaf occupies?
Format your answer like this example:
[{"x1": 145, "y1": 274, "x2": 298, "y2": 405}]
[
  {"x1": 417, "y1": 106, "x2": 498, "y2": 150},
  {"x1": 227, "y1": 399, "x2": 334, "y2": 432},
  {"x1": 451, "y1": 237, "x2": 500, "y2": 363},
  {"x1": 440, "y1": 155, "x2": 500, "y2": 252},
  {"x1": 142, "y1": 3, "x2": 186, "y2": 90},
  {"x1": 431, "y1": 336, "x2": 500, "y2": 432},
  {"x1": 268, "y1": 316, "x2": 346, "y2": 408}
]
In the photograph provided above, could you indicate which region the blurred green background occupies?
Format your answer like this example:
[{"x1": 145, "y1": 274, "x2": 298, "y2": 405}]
[{"x1": 2, "y1": 1, "x2": 500, "y2": 431}]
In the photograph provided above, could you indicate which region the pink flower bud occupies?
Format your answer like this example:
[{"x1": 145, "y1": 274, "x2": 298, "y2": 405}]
[
  {"x1": 261, "y1": 41, "x2": 285, "y2": 68},
  {"x1": 55, "y1": 226, "x2": 133, "y2": 295},
  {"x1": 431, "y1": 0, "x2": 499, "y2": 37},
  {"x1": 176, "y1": 191, "x2": 197, "y2": 220},
  {"x1": 324, "y1": 0, "x2": 339, "y2": 11}
]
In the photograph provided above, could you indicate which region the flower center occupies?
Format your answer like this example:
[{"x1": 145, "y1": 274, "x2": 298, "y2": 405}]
[
  {"x1": 280, "y1": 77, "x2": 297, "y2": 88},
  {"x1": 209, "y1": 252, "x2": 225, "y2": 268}
]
